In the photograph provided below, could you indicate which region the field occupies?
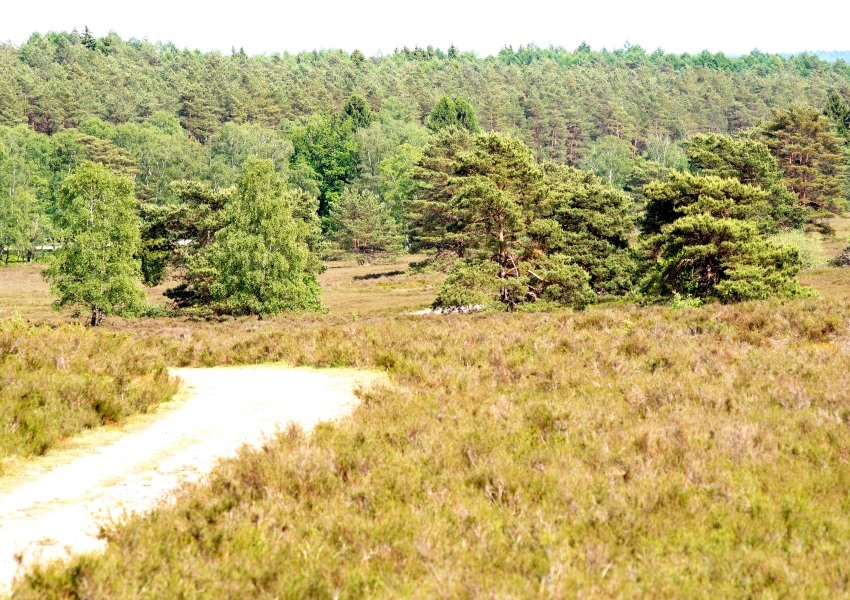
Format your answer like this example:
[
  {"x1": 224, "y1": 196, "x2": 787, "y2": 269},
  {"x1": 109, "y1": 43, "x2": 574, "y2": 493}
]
[{"x1": 2, "y1": 242, "x2": 850, "y2": 597}]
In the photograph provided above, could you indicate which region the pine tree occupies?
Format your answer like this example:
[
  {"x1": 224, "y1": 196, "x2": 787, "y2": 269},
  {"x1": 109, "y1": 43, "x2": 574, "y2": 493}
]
[
  {"x1": 761, "y1": 105, "x2": 847, "y2": 213},
  {"x1": 641, "y1": 172, "x2": 812, "y2": 301},
  {"x1": 684, "y1": 134, "x2": 804, "y2": 229},
  {"x1": 531, "y1": 164, "x2": 635, "y2": 295},
  {"x1": 329, "y1": 188, "x2": 403, "y2": 259},
  {"x1": 343, "y1": 95, "x2": 373, "y2": 129}
]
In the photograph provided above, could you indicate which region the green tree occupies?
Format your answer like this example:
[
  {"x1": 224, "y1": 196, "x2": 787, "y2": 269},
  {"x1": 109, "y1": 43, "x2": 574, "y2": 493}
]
[
  {"x1": 409, "y1": 126, "x2": 474, "y2": 254},
  {"x1": 0, "y1": 125, "x2": 50, "y2": 262},
  {"x1": 685, "y1": 133, "x2": 804, "y2": 228},
  {"x1": 761, "y1": 105, "x2": 847, "y2": 213},
  {"x1": 582, "y1": 135, "x2": 638, "y2": 189},
  {"x1": 343, "y1": 95, "x2": 373, "y2": 129},
  {"x1": 435, "y1": 133, "x2": 544, "y2": 306},
  {"x1": 531, "y1": 164, "x2": 636, "y2": 295},
  {"x1": 329, "y1": 188, "x2": 404, "y2": 259},
  {"x1": 42, "y1": 163, "x2": 146, "y2": 325},
  {"x1": 378, "y1": 143, "x2": 424, "y2": 222},
  {"x1": 641, "y1": 172, "x2": 811, "y2": 301},
  {"x1": 289, "y1": 112, "x2": 359, "y2": 219},
  {"x1": 204, "y1": 159, "x2": 322, "y2": 318},
  {"x1": 824, "y1": 92, "x2": 850, "y2": 136},
  {"x1": 426, "y1": 97, "x2": 481, "y2": 133}
]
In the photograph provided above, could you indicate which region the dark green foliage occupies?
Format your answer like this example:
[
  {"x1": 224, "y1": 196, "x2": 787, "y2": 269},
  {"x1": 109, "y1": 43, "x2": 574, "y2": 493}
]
[
  {"x1": 433, "y1": 259, "x2": 498, "y2": 307},
  {"x1": 289, "y1": 112, "x2": 359, "y2": 218},
  {"x1": 643, "y1": 172, "x2": 772, "y2": 234},
  {"x1": 533, "y1": 164, "x2": 636, "y2": 295},
  {"x1": 761, "y1": 105, "x2": 847, "y2": 213},
  {"x1": 409, "y1": 126, "x2": 474, "y2": 254},
  {"x1": 453, "y1": 98, "x2": 480, "y2": 133},
  {"x1": 343, "y1": 95, "x2": 373, "y2": 129},
  {"x1": 529, "y1": 254, "x2": 595, "y2": 307},
  {"x1": 641, "y1": 173, "x2": 812, "y2": 302},
  {"x1": 643, "y1": 215, "x2": 810, "y2": 302},
  {"x1": 684, "y1": 134, "x2": 805, "y2": 229},
  {"x1": 426, "y1": 97, "x2": 481, "y2": 133},
  {"x1": 423, "y1": 133, "x2": 635, "y2": 308},
  {"x1": 824, "y1": 91, "x2": 850, "y2": 135}
]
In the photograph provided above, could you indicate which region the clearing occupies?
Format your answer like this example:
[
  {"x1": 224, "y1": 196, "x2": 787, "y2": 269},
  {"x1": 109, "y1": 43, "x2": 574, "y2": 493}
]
[{"x1": 0, "y1": 364, "x2": 381, "y2": 594}]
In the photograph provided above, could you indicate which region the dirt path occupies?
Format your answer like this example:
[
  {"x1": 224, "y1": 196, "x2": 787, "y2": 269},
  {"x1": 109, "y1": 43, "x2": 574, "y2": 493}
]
[{"x1": 0, "y1": 365, "x2": 380, "y2": 594}]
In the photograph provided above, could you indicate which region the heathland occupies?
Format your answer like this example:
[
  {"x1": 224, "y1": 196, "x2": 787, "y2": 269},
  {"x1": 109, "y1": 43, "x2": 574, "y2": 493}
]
[
  {"x1": 2, "y1": 242, "x2": 850, "y2": 596},
  {"x1": 2, "y1": 30, "x2": 850, "y2": 598}
]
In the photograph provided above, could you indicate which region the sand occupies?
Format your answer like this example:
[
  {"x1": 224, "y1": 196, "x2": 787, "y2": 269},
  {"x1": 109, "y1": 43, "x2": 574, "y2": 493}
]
[{"x1": 0, "y1": 365, "x2": 380, "y2": 594}]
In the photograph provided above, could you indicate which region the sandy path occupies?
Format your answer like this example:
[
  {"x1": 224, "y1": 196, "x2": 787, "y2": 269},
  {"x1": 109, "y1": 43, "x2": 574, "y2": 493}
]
[{"x1": 0, "y1": 365, "x2": 379, "y2": 594}]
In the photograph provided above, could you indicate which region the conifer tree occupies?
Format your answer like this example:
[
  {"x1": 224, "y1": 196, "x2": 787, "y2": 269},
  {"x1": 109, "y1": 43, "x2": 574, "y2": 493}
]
[
  {"x1": 761, "y1": 106, "x2": 847, "y2": 213},
  {"x1": 685, "y1": 133, "x2": 804, "y2": 229},
  {"x1": 328, "y1": 188, "x2": 403, "y2": 259},
  {"x1": 641, "y1": 172, "x2": 811, "y2": 301}
]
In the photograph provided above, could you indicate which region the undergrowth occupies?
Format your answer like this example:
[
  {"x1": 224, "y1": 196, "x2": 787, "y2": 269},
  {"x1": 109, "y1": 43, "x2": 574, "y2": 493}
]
[{"x1": 14, "y1": 296, "x2": 850, "y2": 598}]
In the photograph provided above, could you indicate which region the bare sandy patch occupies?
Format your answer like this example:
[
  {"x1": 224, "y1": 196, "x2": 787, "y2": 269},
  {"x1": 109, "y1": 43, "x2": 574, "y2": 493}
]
[{"x1": 0, "y1": 364, "x2": 382, "y2": 594}]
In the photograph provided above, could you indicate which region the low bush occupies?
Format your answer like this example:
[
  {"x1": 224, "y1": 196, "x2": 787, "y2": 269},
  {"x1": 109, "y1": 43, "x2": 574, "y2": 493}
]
[{"x1": 769, "y1": 229, "x2": 828, "y2": 269}]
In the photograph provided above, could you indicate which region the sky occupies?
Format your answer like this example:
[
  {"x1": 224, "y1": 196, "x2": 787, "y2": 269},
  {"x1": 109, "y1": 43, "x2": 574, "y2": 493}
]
[{"x1": 2, "y1": 0, "x2": 849, "y2": 57}]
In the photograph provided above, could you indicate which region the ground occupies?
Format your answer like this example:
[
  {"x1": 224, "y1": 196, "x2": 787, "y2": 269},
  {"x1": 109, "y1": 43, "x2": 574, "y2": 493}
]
[{"x1": 1, "y1": 231, "x2": 850, "y2": 598}]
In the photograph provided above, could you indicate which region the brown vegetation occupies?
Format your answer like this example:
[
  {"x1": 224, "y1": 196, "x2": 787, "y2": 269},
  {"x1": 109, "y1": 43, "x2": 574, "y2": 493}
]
[{"x1": 3, "y1": 248, "x2": 850, "y2": 597}]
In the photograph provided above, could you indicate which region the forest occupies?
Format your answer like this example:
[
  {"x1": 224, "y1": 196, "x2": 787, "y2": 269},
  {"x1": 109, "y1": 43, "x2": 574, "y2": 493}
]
[
  {"x1": 2, "y1": 28, "x2": 850, "y2": 598},
  {"x1": 1, "y1": 29, "x2": 849, "y2": 320}
]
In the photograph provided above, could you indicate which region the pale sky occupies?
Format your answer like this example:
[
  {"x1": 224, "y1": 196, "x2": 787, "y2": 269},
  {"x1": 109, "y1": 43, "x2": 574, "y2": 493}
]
[{"x1": 2, "y1": 0, "x2": 849, "y2": 57}]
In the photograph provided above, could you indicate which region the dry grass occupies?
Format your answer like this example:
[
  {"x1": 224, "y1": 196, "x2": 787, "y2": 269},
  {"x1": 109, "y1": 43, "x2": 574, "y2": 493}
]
[
  {"x1": 5, "y1": 253, "x2": 850, "y2": 598},
  {"x1": 0, "y1": 319, "x2": 177, "y2": 475},
  {"x1": 10, "y1": 296, "x2": 850, "y2": 597}
]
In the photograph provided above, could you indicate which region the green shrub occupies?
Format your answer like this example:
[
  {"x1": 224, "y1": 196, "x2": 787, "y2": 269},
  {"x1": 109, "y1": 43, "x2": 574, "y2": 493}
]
[
  {"x1": 768, "y1": 229, "x2": 828, "y2": 269},
  {"x1": 433, "y1": 259, "x2": 498, "y2": 307}
]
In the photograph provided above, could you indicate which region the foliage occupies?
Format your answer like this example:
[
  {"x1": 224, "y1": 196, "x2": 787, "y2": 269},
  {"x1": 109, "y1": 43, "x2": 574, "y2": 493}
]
[
  {"x1": 684, "y1": 133, "x2": 805, "y2": 229},
  {"x1": 328, "y1": 188, "x2": 404, "y2": 259},
  {"x1": 0, "y1": 126, "x2": 48, "y2": 263},
  {"x1": 408, "y1": 126, "x2": 475, "y2": 254},
  {"x1": 289, "y1": 112, "x2": 360, "y2": 219},
  {"x1": 42, "y1": 163, "x2": 146, "y2": 325},
  {"x1": 768, "y1": 229, "x2": 828, "y2": 269},
  {"x1": 203, "y1": 159, "x2": 322, "y2": 317},
  {"x1": 426, "y1": 96, "x2": 481, "y2": 133},
  {"x1": 642, "y1": 173, "x2": 812, "y2": 301},
  {"x1": 433, "y1": 259, "x2": 498, "y2": 307},
  {"x1": 343, "y1": 94, "x2": 373, "y2": 129},
  {"x1": 530, "y1": 253, "x2": 595, "y2": 307},
  {"x1": 643, "y1": 171, "x2": 772, "y2": 234},
  {"x1": 582, "y1": 135, "x2": 639, "y2": 188},
  {"x1": 761, "y1": 105, "x2": 847, "y2": 213},
  {"x1": 533, "y1": 163, "x2": 636, "y2": 295},
  {"x1": 642, "y1": 214, "x2": 811, "y2": 302}
]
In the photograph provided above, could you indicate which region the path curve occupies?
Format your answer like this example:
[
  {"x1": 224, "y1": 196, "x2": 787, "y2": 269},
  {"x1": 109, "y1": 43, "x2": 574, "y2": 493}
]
[{"x1": 0, "y1": 365, "x2": 380, "y2": 594}]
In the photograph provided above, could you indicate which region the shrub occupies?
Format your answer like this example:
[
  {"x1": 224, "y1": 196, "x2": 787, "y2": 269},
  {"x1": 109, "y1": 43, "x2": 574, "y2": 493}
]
[
  {"x1": 433, "y1": 259, "x2": 498, "y2": 308},
  {"x1": 768, "y1": 229, "x2": 828, "y2": 269}
]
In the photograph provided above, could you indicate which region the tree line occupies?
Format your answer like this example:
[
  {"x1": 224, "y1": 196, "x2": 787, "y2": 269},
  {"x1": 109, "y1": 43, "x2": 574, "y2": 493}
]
[{"x1": 0, "y1": 30, "x2": 849, "y2": 321}]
